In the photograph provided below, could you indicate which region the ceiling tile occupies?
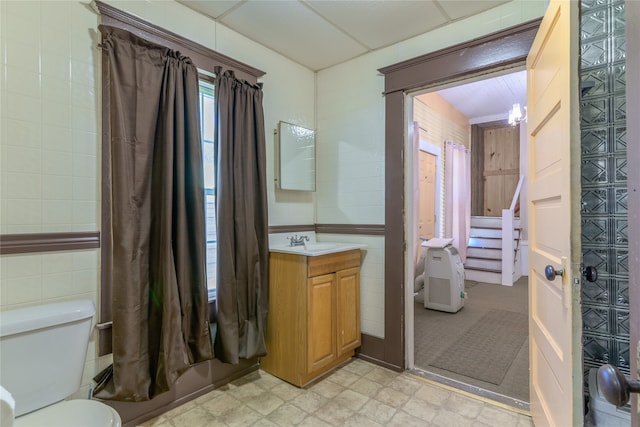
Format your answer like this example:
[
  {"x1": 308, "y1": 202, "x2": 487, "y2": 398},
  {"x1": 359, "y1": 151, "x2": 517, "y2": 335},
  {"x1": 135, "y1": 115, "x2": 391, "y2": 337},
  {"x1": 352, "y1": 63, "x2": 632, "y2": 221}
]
[
  {"x1": 307, "y1": 1, "x2": 448, "y2": 49},
  {"x1": 177, "y1": 0, "x2": 243, "y2": 19},
  {"x1": 220, "y1": 1, "x2": 368, "y2": 70},
  {"x1": 436, "y1": 0, "x2": 509, "y2": 21}
]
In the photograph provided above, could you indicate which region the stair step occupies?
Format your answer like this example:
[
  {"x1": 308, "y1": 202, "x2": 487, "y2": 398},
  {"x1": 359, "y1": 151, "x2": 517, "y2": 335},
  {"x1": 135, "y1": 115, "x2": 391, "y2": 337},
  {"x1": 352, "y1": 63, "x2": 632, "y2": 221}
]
[
  {"x1": 470, "y1": 228, "x2": 521, "y2": 239},
  {"x1": 467, "y1": 247, "x2": 502, "y2": 259},
  {"x1": 471, "y1": 215, "x2": 521, "y2": 229},
  {"x1": 465, "y1": 258, "x2": 501, "y2": 271},
  {"x1": 468, "y1": 237, "x2": 503, "y2": 249},
  {"x1": 464, "y1": 268, "x2": 502, "y2": 285}
]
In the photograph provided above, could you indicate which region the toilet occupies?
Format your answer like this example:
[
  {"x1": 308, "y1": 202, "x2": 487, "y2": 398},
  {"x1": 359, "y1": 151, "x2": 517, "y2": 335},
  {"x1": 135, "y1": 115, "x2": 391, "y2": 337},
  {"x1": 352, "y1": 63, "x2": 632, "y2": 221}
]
[{"x1": 0, "y1": 300, "x2": 121, "y2": 427}]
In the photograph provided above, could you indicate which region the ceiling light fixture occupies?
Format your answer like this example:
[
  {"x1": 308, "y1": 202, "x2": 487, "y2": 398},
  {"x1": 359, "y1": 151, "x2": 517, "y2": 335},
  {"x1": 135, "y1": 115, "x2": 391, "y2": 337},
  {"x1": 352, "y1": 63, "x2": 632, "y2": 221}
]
[{"x1": 508, "y1": 103, "x2": 526, "y2": 126}]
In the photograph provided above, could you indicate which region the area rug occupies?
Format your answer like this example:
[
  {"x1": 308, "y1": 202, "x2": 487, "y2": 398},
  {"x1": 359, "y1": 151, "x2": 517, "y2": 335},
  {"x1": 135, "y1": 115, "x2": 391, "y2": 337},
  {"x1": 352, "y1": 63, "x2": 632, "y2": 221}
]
[{"x1": 429, "y1": 308, "x2": 528, "y2": 385}]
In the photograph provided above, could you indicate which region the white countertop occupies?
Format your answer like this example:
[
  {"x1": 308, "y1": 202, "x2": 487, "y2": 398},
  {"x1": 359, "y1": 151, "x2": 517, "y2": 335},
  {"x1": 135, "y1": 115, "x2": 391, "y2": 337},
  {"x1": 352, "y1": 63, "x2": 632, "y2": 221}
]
[{"x1": 269, "y1": 242, "x2": 367, "y2": 256}]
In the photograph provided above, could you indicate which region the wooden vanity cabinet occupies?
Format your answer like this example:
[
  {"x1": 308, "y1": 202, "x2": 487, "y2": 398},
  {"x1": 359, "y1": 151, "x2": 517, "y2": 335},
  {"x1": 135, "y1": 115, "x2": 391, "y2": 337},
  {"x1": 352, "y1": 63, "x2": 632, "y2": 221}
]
[{"x1": 261, "y1": 249, "x2": 361, "y2": 387}]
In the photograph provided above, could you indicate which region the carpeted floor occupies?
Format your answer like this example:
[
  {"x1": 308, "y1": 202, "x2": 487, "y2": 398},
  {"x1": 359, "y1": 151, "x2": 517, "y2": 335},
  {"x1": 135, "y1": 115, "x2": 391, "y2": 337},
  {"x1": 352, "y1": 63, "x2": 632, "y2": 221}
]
[{"x1": 414, "y1": 277, "x2": 529, "y2": 402}]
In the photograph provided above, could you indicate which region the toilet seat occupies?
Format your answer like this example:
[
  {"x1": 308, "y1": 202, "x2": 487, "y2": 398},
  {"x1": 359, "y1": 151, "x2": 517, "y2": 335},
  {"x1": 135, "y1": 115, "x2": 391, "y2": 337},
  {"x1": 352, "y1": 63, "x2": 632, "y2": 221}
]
[{"x1": 14, "y1": 399, "x2": 121, "y2": 427}]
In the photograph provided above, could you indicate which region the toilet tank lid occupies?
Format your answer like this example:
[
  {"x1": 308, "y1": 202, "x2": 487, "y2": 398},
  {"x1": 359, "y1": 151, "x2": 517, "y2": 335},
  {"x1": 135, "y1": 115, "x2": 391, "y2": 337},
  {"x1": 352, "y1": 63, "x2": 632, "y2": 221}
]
[{"x1": 0, "y1": 300, "x2": 95, "y2": 338}]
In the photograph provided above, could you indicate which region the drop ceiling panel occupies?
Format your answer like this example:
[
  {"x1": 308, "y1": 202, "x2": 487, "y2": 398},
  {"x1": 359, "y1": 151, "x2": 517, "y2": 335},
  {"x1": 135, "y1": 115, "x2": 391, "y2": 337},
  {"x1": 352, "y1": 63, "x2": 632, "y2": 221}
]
[
  {"x1": 306, "y1": 1, "x2": 448, "y2": 49},
  {"x1": 436, "y1": 0, "x2": 509, "y2": 20},
  {"x1": 177, "y1": 0, "x2": 520, "y2": 71},
  {"x1": 178, "y1": 0, "x2": 242, "y2": 19},
  {"x1": 219, "y1": 1, "x2": 368, "y2": 70}
]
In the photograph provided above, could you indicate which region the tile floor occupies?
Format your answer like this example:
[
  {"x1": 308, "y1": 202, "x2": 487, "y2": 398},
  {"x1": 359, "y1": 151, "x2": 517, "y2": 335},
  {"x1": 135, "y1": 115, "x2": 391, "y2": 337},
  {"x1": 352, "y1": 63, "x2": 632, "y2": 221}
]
[{"x1": 138, "y1": 358, "x2": 533, "y2": 427}]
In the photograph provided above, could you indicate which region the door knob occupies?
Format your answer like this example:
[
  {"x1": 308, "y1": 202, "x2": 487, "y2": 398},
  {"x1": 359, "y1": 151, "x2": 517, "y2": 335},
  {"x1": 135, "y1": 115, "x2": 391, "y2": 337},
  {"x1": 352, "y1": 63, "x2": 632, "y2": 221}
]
[
  {"x1": 582, "y1": 265, "x2": 598, "y2": 282},
  {"x1": 544, "y1": 265, "x2": 564, "y2": 281},
  {"x1": 597, "y1": 364, "x2": 640, "y2": 407}
]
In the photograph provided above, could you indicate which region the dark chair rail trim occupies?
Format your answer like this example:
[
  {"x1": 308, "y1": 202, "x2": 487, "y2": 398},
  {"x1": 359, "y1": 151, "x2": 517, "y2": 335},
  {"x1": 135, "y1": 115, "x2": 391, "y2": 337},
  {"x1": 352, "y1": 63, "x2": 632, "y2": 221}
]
[
  {"x1": 268, "y1": 224, "x2": 386, "y2": 236},
  {"x1": 0, "y1": 232, "x2": 100, "y2": 255},
  {"x1": 315, "y1": 224, "x2": 385, "y2": 236},
  {"x1": 268, "y1": 224, "x2": 316, "y2": 233}
]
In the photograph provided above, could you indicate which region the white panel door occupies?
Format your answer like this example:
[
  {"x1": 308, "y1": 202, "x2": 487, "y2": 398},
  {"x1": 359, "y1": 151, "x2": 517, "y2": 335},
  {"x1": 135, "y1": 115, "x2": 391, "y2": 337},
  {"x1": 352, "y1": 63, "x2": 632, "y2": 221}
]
[{"x1": 527, "y1": 1, "x2": 582, "y2": 426}]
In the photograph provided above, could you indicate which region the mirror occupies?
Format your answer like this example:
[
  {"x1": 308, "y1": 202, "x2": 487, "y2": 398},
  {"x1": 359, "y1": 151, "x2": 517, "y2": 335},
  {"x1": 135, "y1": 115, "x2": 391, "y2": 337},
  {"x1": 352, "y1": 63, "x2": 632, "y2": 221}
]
[{"x1": 275, "y1": 121, "x2": 316, "y2": 191}]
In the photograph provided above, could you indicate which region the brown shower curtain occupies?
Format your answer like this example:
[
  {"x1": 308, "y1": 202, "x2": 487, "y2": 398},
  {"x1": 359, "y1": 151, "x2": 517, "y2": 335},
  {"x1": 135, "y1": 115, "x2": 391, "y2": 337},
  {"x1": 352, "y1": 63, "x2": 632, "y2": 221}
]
[
  {"x1": 215, "y1": 70, "x2": 269, "y2": 364},
  {"x1": 96, "y1": 26, "x2": 213, "y2": 401}
]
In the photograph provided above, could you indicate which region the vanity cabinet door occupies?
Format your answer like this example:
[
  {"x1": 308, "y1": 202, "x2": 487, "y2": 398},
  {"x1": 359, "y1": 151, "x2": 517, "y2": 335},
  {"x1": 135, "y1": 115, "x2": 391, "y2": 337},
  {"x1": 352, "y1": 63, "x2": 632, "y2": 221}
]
[
  {"x1": 307, "y1": 273, "x2": 337, "y2": 373},
  {"x1": 336, "y1": 267, "x2": 361, "y2": 355}
]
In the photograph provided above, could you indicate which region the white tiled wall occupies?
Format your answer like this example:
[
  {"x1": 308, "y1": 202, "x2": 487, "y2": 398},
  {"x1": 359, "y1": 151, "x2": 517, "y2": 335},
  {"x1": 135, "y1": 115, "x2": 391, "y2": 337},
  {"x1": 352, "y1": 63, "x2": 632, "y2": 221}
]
[
  {"x1": 1, "y1": 0, "x2": 100, "y2": 235},
  {"x1": 0, "y1": 0, "x2": 545, "y2": 388},
  {"x1": 0, "y1": 0, "x2": 315, "y2": 397}
]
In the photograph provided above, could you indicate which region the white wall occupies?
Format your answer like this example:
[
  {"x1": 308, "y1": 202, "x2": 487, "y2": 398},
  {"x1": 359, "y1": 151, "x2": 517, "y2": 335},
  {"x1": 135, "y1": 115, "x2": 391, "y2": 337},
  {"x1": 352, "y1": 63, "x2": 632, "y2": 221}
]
[
  {"x1": 316, "y1": 0, "x2": 545, "y2": 338},
  {"x1": 0, "y1": 0, "x2": 546, "y2": 379},
  {"x1": 0, "y1": 0, "x2": 315, "y2": 394}
]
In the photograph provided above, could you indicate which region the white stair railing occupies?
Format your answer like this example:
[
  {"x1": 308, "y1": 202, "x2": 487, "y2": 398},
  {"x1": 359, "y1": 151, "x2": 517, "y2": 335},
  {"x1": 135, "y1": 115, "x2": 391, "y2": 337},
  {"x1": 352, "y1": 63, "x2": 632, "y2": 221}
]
[{"x1": 501, "y1": 175, "x2": 525, "y2": 286}]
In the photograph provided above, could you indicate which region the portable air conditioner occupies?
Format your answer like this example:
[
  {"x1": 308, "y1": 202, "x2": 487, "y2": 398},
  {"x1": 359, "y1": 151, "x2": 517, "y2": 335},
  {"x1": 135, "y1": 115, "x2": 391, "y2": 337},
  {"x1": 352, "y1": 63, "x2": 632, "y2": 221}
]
[{"x1": 422, "y1": 238, "x2": 465, "y2": 313}]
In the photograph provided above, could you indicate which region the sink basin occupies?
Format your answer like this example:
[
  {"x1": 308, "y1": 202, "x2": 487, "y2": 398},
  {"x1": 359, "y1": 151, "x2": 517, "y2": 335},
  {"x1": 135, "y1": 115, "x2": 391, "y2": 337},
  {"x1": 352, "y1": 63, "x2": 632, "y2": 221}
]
[
  {"x1": 269, "y1": 242, "x2": 367, "y2": 256},
  {"x1": 302, "y1": 243, "x2": 339, "y2": 251}
]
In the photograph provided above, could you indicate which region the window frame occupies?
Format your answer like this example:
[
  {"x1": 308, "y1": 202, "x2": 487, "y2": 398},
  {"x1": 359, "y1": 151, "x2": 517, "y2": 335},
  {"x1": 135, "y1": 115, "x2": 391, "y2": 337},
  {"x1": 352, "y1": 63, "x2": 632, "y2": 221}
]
[{"x1": 198, "y1": 76, "x2": 218, "y2": 301}]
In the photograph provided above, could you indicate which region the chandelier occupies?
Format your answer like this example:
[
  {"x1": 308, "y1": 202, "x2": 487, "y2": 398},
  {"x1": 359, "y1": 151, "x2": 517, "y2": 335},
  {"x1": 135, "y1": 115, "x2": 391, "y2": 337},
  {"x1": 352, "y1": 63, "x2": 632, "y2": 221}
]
[{"x1": 508, "y1": 103, "x2": 526, "y2": 126}]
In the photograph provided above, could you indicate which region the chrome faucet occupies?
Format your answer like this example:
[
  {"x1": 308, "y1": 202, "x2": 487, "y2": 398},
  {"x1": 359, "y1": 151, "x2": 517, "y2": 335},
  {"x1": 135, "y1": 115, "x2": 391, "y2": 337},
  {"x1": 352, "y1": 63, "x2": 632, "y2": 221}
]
[{"x1": 288, "y1": 234, "x2": 309, "y2": 247}]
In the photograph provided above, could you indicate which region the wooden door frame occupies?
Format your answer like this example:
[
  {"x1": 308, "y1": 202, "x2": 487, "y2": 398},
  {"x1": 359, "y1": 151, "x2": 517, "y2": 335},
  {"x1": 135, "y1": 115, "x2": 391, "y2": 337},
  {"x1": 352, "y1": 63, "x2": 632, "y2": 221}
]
[
  {"x1": 626, "y1": 1, "x2": 639, "y2": 425},
  {"x1": 374, "y1": 19, "x2": 541, "y2": 371}
]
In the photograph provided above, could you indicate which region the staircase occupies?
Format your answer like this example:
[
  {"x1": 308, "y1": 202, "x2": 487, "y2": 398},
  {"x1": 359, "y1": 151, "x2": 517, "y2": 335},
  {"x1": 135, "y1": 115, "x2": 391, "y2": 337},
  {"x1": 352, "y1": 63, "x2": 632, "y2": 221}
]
[{"x1": 465, "y1": 215, "x2": 522, "y2": 285}]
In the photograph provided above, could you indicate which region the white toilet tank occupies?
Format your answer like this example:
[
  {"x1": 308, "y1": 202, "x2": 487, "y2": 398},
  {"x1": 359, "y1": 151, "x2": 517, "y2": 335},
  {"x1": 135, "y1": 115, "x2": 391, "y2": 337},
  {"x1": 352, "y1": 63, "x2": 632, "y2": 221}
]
[{"x1": 0, "y1": 300, "x2": 95, "y2": 417}]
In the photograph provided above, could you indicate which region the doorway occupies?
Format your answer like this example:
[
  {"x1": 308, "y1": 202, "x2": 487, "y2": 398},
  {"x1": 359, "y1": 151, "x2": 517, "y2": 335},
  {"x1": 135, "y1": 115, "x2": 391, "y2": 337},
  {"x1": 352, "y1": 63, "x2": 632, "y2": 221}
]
[{"x1": 408, "y1": 70, "x2": 530, "y2": 409}]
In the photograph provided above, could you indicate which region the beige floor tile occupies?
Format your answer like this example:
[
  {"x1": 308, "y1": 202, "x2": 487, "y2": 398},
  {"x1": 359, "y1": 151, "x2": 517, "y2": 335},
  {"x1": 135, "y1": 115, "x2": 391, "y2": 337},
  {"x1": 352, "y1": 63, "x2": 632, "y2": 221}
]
[
  {"x1": 314, "y1": 400, "x2": 356, "y2": 425},
  {"x1": 266, "y1": 402, "x2": 308, "y2": 426},
  {"x1": 251, "y1": 418, "x2": 280, "y2": 427},
  {"x1": 476, "y1": 404, "x2": 522, "y2": 426},
  {"x1": 201, "y1": 393, "x2": 243, "y2": 417},
  {"x1": 246, "y1": 392, "x2": 285, "y2": 416},
  {"x1": 341, "y1": 412, "x2": 384, "y2": 427},
  {"x1": 162, "y1": 400, "x2": 198, "y2": 420},
  {"x1": 349, "y1": 377, "x2": 384, "y2": 398},
  {"x1": 517, "y1": 415, "x2": 534, "y2": 426},
  {"x1": 254, "y1": 371, "x2": 286, "y2": 391},
  {"x1": 374, "y1": 386, "x2": 411, "y2": 408},
  {"x1": 365, "y1": 367, "x2": 398, "y2": 386},
  {"x1": 387, "y1": 376, "x2": 422, "y2": 396},
  {"x1": 290, "y1": 390, "x2": 327, "y2": 413},
  {"x1": 333, "y1": 389, "x2": 369, "y2": 411},
  {"x1": 170, "y1": 406, "x2": 219, "y2": 427},
  {"x1": 359, "y1": 399, "x2": 398, "y2": 424},
  {"x1": 431, "y1": 408, "x2": 474, "y2": 427},
  {"x1": 135, "y1": 359, "x2": 533, "y2": 427},
  {"x1": 413, "y1": 383, "x2": 451, "y2": 405},
  {"x1": 342, "y1": 359, "x2": 376, "y2": 376},
  {"x1": 270, "y1": 382, "x2": 305, "y2": 401},
  {"x1": 220, "y1": 404, "x2": 262, "y2": 427},
  {"x1": 308, "y1": 378, "x2": 345, "y2": 399},
  {"x1": 229, "y1": 382, "x2": 267, "y2": 400},
  {"x1": 386, "y1": 410, "x2": 433, "y2": 427},
  {"x1": 401, "y1": 397, "x2": 439, "y2": 423},
  {"x1": 297, "y1": 415, "x2": 332, "y2": 427},
  {"x1": 442, "y1": 393, "x2": 484, "y2": 419},
  {"x1": 325, "y1": 368, "x2": 360, "y2": 387}
]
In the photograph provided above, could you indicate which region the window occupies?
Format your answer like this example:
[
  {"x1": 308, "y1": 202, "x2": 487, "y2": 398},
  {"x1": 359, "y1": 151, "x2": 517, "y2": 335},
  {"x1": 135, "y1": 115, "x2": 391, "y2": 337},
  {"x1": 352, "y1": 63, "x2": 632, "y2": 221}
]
[{"x1": 199, "y1": 79, "x2": 217, "y2": 299}]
